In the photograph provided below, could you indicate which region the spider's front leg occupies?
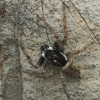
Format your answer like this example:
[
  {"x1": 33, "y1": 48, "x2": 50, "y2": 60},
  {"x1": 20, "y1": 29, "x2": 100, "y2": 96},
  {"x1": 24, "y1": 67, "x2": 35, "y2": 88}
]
[
  {"x1": 37, "y1": 15, "x2": 62, "y2": 47},
  {"x1": 21, "y1": 48, "x2": 52, "y2": 78},
  {"x1": 37, "y1": 45, "x2": 46, "y2": 67},
  {"x1": 20, "y1": 31, "x2": 37, "y2": 68},
  {"x1": 21, "y1": 49, "x2": 43, "y2": 77}
]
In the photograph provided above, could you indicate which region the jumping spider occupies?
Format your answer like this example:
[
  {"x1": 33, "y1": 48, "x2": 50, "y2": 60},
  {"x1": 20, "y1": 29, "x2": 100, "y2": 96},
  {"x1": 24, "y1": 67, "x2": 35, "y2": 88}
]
[{"x1": 19, "y1": 1, "x2": 98, "y2": 99}]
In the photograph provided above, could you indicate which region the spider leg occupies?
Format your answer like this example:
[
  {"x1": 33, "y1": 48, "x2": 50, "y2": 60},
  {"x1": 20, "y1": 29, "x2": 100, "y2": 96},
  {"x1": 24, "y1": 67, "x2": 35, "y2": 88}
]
[
  {"x1": 61, "y1": 0, "x2": 99, "y2": 44},
  {"x1": 57, "y1": 68, "x2": 69, "y2": 100},
  {"x1": 42, "y1": 59, "x2": 49, "y2": 73},
  {"x1": 37, "y1": 56, "x2": 45, "y2": 67},
  {"x1": 37, "y1": 15, "x2": 62, "y2": 47},
  {"x1": 21, "y1": 68, "x2": 53, "y2": 78},
  {"x1": 67, "y1": 40, "x2": 96, "y2": 55},
  {"x1": 37, "y1": 45, "x2": 45, "y2": 67},
  {"x1": 49, "y1": 65, "x2": 54, "y2": 76},
  {"x1": 20, "y1": 31, "x2": 37, "y2": 68},
  {"x1": 69, "y1": 0, "x2": 100, "y2": 44},
  {"x1": 62, "y1": 2, "x2": 67, "y2": 46},
  {"x1": 21, "y1": 69, "x2": 45, "y2": 78}
]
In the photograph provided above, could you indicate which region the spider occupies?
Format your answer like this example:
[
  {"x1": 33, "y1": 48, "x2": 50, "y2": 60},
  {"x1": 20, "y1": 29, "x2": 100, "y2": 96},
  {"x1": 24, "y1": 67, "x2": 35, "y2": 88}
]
[
  {"x1": 36, "y1": 42, "x2": 68, "y2": 72},
  {"x1": 19, "y1": 0, "x2": 99, "y2": 99}
]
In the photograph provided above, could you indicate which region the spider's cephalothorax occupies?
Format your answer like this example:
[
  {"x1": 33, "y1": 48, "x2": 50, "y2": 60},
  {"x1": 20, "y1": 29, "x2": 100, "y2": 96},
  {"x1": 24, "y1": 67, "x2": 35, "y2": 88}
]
[{"x1": 37, "y1": 42, "x2": 68, "y2": 69}]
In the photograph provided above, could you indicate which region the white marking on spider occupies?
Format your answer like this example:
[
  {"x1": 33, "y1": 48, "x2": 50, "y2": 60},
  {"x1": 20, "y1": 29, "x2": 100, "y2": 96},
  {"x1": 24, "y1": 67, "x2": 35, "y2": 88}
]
[
  {"x1": 41, "y1": 52, "x2": 45, "y2": 58},
  {"x1": 60, "y1": 52, "x2": 67, "y2": 61},
  {"x1": 47, "y1": 46, "x2": 54, "y2": 50},
  {"x1": 53, "y1": 60, "x2": 57, "y2": 62}
]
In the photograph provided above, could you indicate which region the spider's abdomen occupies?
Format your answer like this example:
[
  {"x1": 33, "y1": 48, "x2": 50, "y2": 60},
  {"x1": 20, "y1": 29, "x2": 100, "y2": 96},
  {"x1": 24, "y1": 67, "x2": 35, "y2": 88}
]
[
  {"x1": 46, "y1": 50, "x2": 67, "y2": 67},
  {"x1": 53, "y1": 52, "x2": 67, "y2": 67}
]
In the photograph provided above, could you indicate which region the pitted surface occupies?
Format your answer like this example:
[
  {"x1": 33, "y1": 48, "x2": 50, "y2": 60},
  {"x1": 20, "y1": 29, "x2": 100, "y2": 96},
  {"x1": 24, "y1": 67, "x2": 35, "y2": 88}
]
[{"x1": 0, "y1": 0, "x2": 100, "y2": 100}]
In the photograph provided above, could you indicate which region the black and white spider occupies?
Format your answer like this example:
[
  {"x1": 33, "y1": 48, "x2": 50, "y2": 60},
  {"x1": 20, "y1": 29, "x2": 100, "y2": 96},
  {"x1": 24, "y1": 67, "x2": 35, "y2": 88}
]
[{"x1": 37, "y1": 42, "x2": 68, "y2": 72}]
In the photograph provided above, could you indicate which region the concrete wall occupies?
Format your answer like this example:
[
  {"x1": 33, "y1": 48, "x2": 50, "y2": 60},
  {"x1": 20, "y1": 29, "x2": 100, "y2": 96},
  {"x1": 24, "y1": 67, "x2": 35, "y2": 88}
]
[{"x1": 0, "y1": 0, "x2": 100, "y2": 100}]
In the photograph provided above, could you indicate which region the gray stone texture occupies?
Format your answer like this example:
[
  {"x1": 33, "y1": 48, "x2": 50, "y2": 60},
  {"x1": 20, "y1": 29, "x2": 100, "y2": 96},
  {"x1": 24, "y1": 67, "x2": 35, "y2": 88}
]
[{"x1": 0, "y1": 0, "x2": 100, "y2": 100}]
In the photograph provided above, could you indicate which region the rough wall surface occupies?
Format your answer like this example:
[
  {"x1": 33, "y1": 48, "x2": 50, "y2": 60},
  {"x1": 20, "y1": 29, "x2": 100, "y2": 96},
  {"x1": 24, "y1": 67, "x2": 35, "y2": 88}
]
[{"x1": 0, "y1": 0, "x2": 100, "y2": 100}]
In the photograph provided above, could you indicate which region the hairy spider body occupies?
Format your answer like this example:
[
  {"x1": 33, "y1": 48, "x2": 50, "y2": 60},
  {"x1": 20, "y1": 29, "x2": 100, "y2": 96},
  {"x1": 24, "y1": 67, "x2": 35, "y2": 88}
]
[{"x1": 37, "y1": 42, "x2": 68, "y2": 69}]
